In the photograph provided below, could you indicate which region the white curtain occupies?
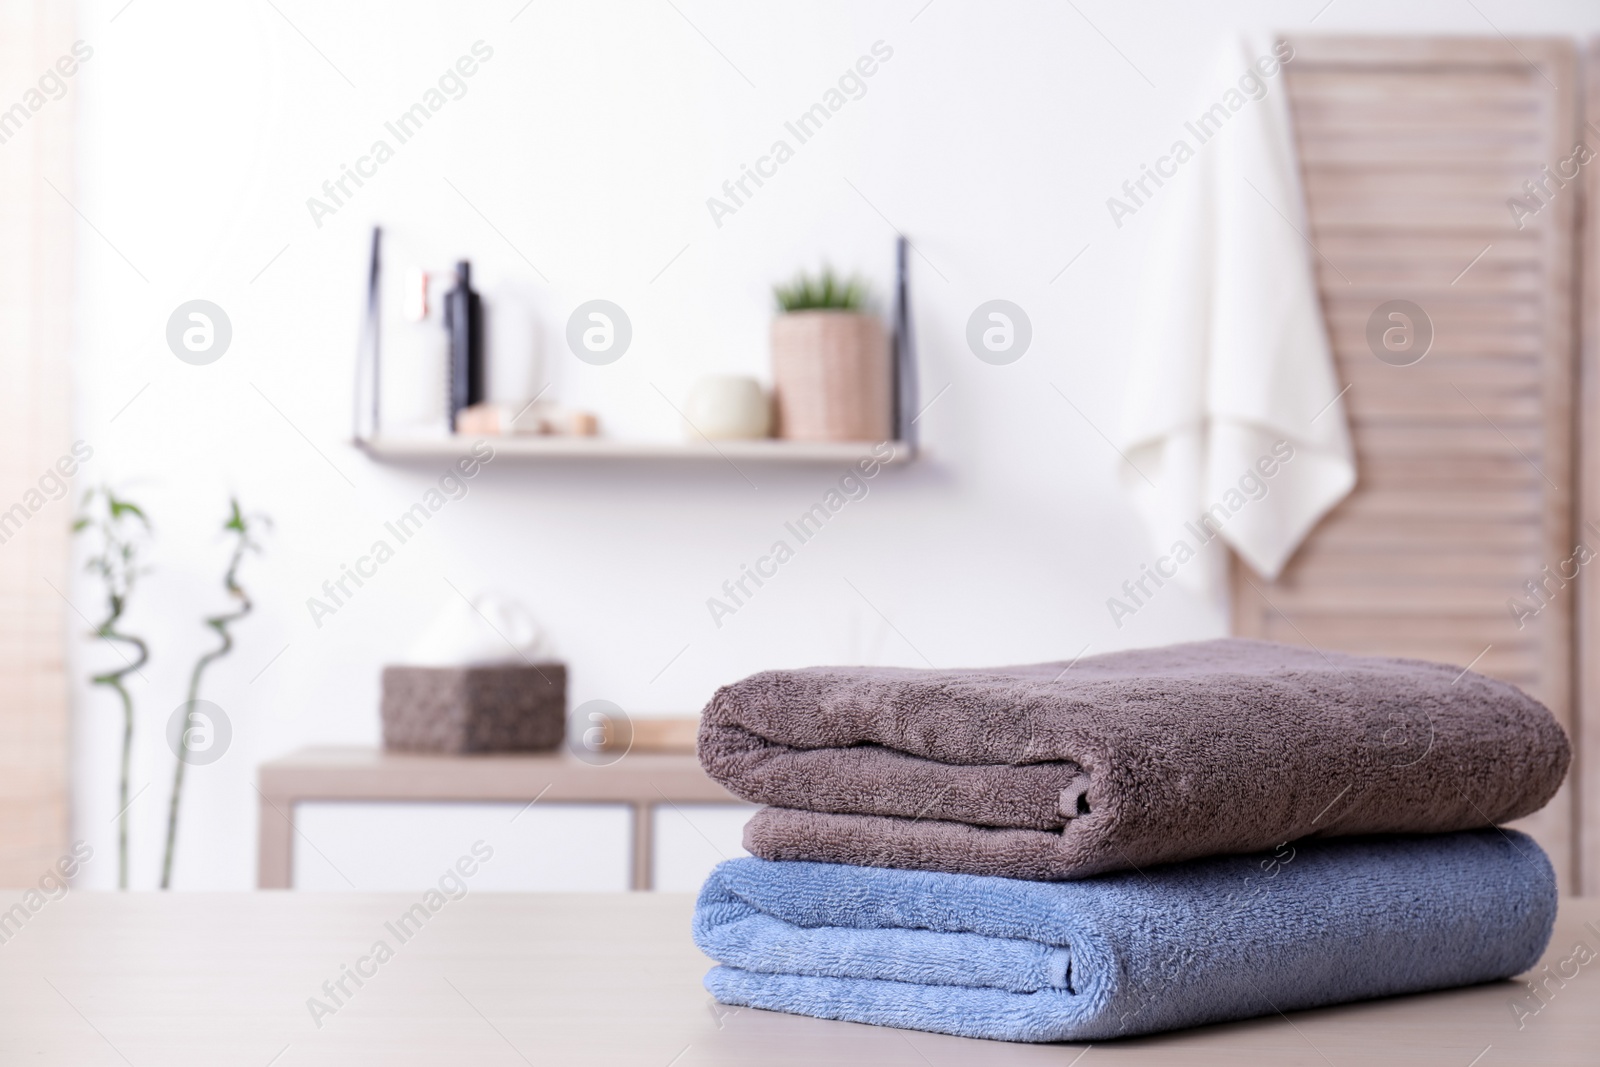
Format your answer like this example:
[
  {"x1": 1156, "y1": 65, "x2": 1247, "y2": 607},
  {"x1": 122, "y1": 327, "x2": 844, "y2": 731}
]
[{"x1": 0, "y1": 0, "x2": 74, "y2": 885}]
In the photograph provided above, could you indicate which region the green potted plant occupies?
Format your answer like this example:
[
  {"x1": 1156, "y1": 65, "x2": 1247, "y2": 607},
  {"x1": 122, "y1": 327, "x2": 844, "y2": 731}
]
[{"x1": 771, "y1": 268, "x2": 891, "y2": 442}]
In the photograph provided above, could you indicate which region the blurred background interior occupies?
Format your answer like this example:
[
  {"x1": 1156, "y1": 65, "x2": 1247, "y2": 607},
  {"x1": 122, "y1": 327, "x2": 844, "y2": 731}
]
[{"x1": 5, "y1": 0, "x2": 1600, "y2": 899}]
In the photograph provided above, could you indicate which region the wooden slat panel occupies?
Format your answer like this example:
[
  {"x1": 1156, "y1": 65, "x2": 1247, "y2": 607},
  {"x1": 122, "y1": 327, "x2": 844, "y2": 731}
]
[
  {"x1": 1316, "y1": 231, "x2": 1542, "y2": 257},
  {"x1": 1234, "y1": 36, "x2": 1578, "y2": 889},
  {"x1": 1346, "y1": 388, "x2": 1544, "y2": 420},
  {"x1": 1298, "y1": 135, "x2": 1544, "y2": 167},
  {"x1": 1349, "y1": 425, "x2": 1550, "y2": 456},
  {"x1": 1352, "y1": 459, "x2": 1546, "y2": 488},
  {"x1": 1329, "y1": 330, "x2": 1545, "y2": 359},
  {"x1": 1577, "y1": 39, "x2": 1600, "y2": 897},
  {"x1": 1314, "y1": 488, "x2": 1539, "y2": 518}
]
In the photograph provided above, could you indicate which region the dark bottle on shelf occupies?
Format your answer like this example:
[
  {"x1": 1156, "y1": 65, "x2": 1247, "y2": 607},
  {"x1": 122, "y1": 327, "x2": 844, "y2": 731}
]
[{"x1": 443, "y1": 260, "x2": 484, "y2": 431}]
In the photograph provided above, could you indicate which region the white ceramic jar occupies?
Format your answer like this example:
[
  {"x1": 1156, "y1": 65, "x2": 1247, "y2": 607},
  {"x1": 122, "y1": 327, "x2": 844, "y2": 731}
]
[{"x1": 684, "y1": 375, "x2": 773, "y2": 439}]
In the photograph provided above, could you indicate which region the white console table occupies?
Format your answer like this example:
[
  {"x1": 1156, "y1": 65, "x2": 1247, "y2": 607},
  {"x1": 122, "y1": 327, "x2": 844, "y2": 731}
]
[{"x1": 257, "y1": 746, "x2": 737, "y2": 890}]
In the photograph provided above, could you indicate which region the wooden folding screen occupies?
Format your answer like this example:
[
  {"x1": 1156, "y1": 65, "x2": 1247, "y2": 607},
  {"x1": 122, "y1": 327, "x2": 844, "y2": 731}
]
[
  {"x1": 1232, "y1": 38, "x2": 1580, "y2": 888},
  {"x1": 1578, "y1": 42, "x2": 1600, "y2": 897}
]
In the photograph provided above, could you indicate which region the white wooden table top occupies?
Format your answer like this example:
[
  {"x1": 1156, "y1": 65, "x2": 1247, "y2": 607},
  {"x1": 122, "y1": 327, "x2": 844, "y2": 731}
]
[{"x1": 1, "y1": 892, "x2": 1595, "y2": 1065}]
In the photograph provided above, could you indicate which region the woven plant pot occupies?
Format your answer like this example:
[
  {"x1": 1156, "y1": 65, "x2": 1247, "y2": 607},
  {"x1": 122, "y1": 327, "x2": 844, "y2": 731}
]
[{"x1": 771, "y1": 311, "x2": 891, "y2": 442}]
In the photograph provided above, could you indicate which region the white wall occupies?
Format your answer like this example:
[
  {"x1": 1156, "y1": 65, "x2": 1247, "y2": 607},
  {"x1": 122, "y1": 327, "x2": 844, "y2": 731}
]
[{"x1": 61, "y1": 0, "x2": 1600, "y2": 889}]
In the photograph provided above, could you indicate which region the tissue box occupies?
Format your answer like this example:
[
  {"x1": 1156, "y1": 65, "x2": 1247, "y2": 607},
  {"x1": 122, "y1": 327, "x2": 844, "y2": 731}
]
[{"x1": 380, "y1": 663, "x2": 566, "y2": 753}]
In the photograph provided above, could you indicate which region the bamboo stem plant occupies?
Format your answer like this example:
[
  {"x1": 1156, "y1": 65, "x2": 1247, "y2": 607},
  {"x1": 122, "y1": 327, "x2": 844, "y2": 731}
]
[
  {"x1": 160, "y1": 499, "x2": 264, "y2": 889},
  {"x1": 74, "y1": 487, "x2": 150, "y2": 890}
]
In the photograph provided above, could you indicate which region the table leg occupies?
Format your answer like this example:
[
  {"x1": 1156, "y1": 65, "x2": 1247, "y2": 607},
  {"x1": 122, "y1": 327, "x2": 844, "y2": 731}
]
[
  {"x1": 631, "y1": 802, "x2": 653, "y2": 891},
  {"x1": 257, "y1": 791, "x2": 294, "y2": 889}
]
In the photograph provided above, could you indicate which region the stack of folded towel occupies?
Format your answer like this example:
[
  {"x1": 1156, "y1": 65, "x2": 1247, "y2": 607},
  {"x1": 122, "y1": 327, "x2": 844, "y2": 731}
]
[{"x1": 692, "y1": 638, "x2": 1570, "y2": 1042}]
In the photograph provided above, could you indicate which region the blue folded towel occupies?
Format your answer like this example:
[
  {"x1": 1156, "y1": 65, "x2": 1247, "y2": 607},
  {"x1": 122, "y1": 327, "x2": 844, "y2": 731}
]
[{"x1": 694, "y1": 830, "x2": 1555, "y2": 1042}]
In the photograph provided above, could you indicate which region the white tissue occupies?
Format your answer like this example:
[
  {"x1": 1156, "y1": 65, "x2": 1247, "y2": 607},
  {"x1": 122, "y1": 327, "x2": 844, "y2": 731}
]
[{"x1": 404, "y1": 593, "x2": 548, "y2": 666}]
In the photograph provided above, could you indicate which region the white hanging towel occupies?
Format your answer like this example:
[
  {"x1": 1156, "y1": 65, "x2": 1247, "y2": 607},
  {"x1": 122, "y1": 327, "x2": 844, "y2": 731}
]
[{"x1": 1117, "y1": 34, "x2": 1355, "y2": 598}]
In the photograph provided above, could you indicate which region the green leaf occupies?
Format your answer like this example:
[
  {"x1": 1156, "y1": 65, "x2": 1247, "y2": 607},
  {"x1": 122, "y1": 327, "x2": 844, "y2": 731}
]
[{"x1": 773, "y1": 265, "x2": 869, "y2": 312}]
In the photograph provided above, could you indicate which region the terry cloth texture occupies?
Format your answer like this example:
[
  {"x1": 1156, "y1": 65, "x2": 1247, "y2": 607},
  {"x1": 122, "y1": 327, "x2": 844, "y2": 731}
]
[
  {"x1": 694, "y1": 830, "x2": 1557, "y2": 1043},
  {"x1": 699, "y1": 638, "x2": 1570, "y2": 880}
]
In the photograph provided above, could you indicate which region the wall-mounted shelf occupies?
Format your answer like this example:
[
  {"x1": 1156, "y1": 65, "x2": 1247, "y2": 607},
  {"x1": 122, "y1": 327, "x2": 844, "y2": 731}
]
[
  {"x1": 357, "y1": 435, "x2": 915, "y2": 466},
  {"x1": 353, "y1": 234, "x2": 924, "y2": 466}
]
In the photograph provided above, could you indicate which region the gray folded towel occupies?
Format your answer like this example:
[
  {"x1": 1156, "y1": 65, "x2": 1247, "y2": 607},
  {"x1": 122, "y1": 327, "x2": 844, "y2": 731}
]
[{"x1": 698, "y1": 638, "x2": 1570, "y2": 880}]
